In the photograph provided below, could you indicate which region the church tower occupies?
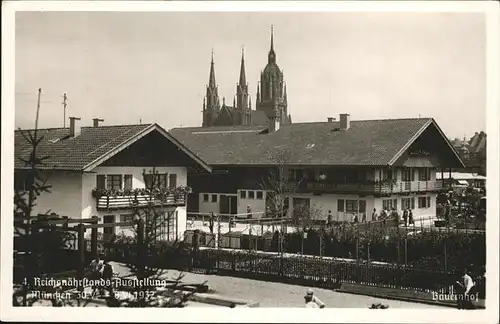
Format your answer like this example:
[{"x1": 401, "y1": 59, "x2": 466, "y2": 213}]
[
  {"x1": 236, "y1": 48, "x2": 251, "y2": 125},
  {"x1": 256, "y1": 26, "x2": 289, "y2": 125},
  {"x1": 203, "y1": 51, "x2": 220, "y2": 127}
]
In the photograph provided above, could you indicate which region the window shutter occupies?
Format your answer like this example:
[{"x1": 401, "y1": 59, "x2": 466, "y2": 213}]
[
  {"x1": 144, "y1": 174, "x2": 153, "y2": 189},
  {"x1": 124, "y1": 175, "x2": 133, "y2": 190},
  {"x1": 427, "y1": 196, "x2": 431, "y2": 208},
  {"x1": 169, "y1": 173, "x2": 177, "y2": 188},
  {"x1": 96, "y1": 175, "x2": 106, "y2": 189},
  {"x1": 411, "y1": 198, "x2": 415, "y2": 209},
  {"x1": 337, "y1": 199, "x2": 345, "y2": 212}
]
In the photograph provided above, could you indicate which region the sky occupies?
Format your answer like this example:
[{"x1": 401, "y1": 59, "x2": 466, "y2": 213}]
[{"x1": 15, "y1": 11, "x2": 486, "y2": 139}]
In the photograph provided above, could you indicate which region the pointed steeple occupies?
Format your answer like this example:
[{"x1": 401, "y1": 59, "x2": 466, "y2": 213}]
[
  {"x1": 268, "y1": 25, "x2": 276, "y2": 64},
  {"x1": 239, "y1": 46, "x2": 247, "y2": 86},
  {"x1": 209, "y1": 49, "x2": 216, "y2": 88}
]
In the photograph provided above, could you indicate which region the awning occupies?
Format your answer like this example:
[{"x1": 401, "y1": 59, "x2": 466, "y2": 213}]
[{"x1": 457, "y1": 180, "x2": 469, "y2": 186}]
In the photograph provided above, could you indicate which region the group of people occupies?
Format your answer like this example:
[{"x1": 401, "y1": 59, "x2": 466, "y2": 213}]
[
  {"x1": 325, "y1": 208, "x2": 415, "y2": 226},
  {"x1": 87, "y1": 256, "x2": 115, "y2": 297},
  {"x1": 372, "y1": 207, "x2": 414, "y2": 226}
]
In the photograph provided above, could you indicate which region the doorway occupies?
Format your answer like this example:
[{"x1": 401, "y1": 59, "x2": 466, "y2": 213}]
[{"x1": 219, "y1": 195, "x2": 237, "y2": 214}]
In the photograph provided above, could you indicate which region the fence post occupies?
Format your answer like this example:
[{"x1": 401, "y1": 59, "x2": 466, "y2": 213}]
[
  {"x1": 137, "y1": 218, "x2": 145, "y2": 280},
  {"x1": 249, "y1": 224, "x2": 252, "y2": 251},
  {"x1": 77, "y1": 224, "x2": 86, "y2": 287},
  {"x1": 367, "y1": 242, "x2": 371, "y2": 263},
  {"x1": 90, "y1": 216, "x2": 99, "y2": 257}
]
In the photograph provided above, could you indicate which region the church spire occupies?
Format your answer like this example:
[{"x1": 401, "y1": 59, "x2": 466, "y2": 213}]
[
  {"x1": 236, "y1": 46, "x2": 249, "y2": 110},
  {"x1": 268, "y1": 25, "x2": 276, "y2": 64},
  {"x1": 209, "y1": 49, "x2": 216, "y2": 88},
  {"x1": 239, "y1": 46, "x2": 247, "y2": 86}
]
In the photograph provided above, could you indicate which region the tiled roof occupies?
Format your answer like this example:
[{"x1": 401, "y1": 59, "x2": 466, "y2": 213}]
[
  {"x1": 14, "y1": 123, "x2": 211, "y2": 172},
  {"x1": 170, "y1": 118, "x2": 435, "y2": 166},
  {"x1": 15, "y1": 124, "x2": 151, "y2": 170}
]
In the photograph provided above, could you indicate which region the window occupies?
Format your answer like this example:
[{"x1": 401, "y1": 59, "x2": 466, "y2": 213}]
[
  {"x1": 203, "y1": 194, "x2": 209, "y2": 202},
  {"x1": 107, "y1": 175, "x2": 122, "y2": 190},
  {"x1": 96, "y1": 175, "x2": 106, "y2": 190},
  {"x1": 419, "y1": 168, "x2": 431, "y2": 181},
  {"x1": 256, "y1": 191, "x2": 263, "y2": 199},
  {"x1": 120, "y1": 214, "x2": 134, "y2": 227},
  {"x1": 402, "y1": 169, "x2": 412, "y2": 182},
  {"x1": 346, "y1": 200, "x2": 358, "y2": 212},
  {"x1": 144, "y1": 173, "x2": 167, "y2": 189},
  {"x1": 14, "y1": 172, "x2": 34, "y2": 191},
  {"x1": 103, "y1": 215, "x2": 115, "y2": 239},
  {"x1": 124, "y1": 175, "x2": 133, "y2": 190},
  {"x1": 418, "y1": 196, "x2": 431, "y2": 208},
  {"x1": 337, "y1": 199, "x2": 345, "y2": 212},
  {"x1": 401, "y1": 197, "x2": 415, "y2": 210},
  {"x1": 248, "y1": 191, "x2": 255, "y2": 199},
  {"x1": 169, "y1": 173, "x2": 177, "y2": 188},
  {"x1": 157, "y1": 174, "x2": 168, "y2": 189},
  {"x1": 211, "y1": 194, "x2": 217, "y2": 203},
  {"x1": 240, "y1": 191, "x2": 247, "y2": 199},
  {"x1": 383, "y1": 199, "x2": 398, "y2": 210}
]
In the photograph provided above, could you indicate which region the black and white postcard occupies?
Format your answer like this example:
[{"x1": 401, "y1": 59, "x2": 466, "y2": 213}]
[{"x1": 1, "y1": 1, "x2": 499, "y2": 323}]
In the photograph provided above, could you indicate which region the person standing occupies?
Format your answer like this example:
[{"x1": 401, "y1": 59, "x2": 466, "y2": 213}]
[
  {"x1": 456, "y1": 268, "x2": 476, "y2": 309},
  {"x1": 327, "y1": 210, "x2": 332, "y2": 226},
  {"x1": 100, "y1": 259, "x2": 114, "y2": 297},
  {"x1": 408, "y1": 209, "x2": 414, "y2": 225},
  {"x1": 208, "y1": 212, "x2": 214, "y2": 234},
  {"x1": 402, "y1": 209, "x2": 409, "y2": 227},
  {"x1": 371, "y1": 208, "x2": 378, "y2": 222},
  {"x1": 246, "y1": 205, "x2": 252, "y2": 219}
]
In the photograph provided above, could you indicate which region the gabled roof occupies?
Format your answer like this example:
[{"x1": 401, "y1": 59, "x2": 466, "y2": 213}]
[
  {"x1": 170, "y1": 118, "x2": 465, "y2": 167},
  {"x1": 15, "y1": 123, "x2": 212, "y2": 172}
]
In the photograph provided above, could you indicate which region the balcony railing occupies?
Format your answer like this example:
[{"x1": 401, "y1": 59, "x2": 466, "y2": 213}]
[
  {"x1": 302, "y1": 180, "x2": 444, "y2": 194},
  {"x1": 92, "y1": 186, "x2": 190, "y2": 211}
]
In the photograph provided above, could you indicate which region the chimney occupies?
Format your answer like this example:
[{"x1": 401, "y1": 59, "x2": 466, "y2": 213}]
[
  {"x1": 339, "y1": 113, "x2": 351, "y2": 130},
  {"x1": 69, "y1": 117, "x2": 81, "y2": 137},
  {"x1": 93, "y1": 118, "x2": 104, "y2": 127},
  {"x1": 327, "y1": 117, "x2": 336, "y2": 122}
]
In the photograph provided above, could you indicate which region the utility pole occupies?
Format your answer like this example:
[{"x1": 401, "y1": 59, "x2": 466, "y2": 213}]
[
  {"x1": 35, "y1": 88, "x2": 42, "y2": 131},
  {"x1": 62, "y1": 93, "x2": 68, "y2": 127}
]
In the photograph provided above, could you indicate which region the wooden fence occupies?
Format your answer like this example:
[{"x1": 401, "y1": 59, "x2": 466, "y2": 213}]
[{"x1": 189, "y1": 249, "x2": 459, "y2": 295}]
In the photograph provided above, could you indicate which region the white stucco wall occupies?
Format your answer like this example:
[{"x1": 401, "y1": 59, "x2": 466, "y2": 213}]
[
  {"x1": 26, "y1": 171, "x2": 83, "y2": 219},
  {"x1": 237, "y1": 189, "x2": 267, "y2": 216}
]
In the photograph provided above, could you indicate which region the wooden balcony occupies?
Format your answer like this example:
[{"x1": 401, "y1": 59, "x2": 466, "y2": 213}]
[
  {"x1": 96, "y1": 194, "x2": 187, "y2": 211},
  {"x1": 93, "y1": 187, "x2": 191, "y2": 211},
  {"x1": 303, "y1": 181, "x2": 444, "y2": 195}
]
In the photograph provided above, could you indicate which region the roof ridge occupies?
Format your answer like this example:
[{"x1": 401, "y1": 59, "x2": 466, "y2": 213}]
[
  {"x1": 15, "y1": 127, "x2": 69, "y2": 132},
  {"x1": 81, "y1": 123, "x2": 152, "y2": 128}
]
